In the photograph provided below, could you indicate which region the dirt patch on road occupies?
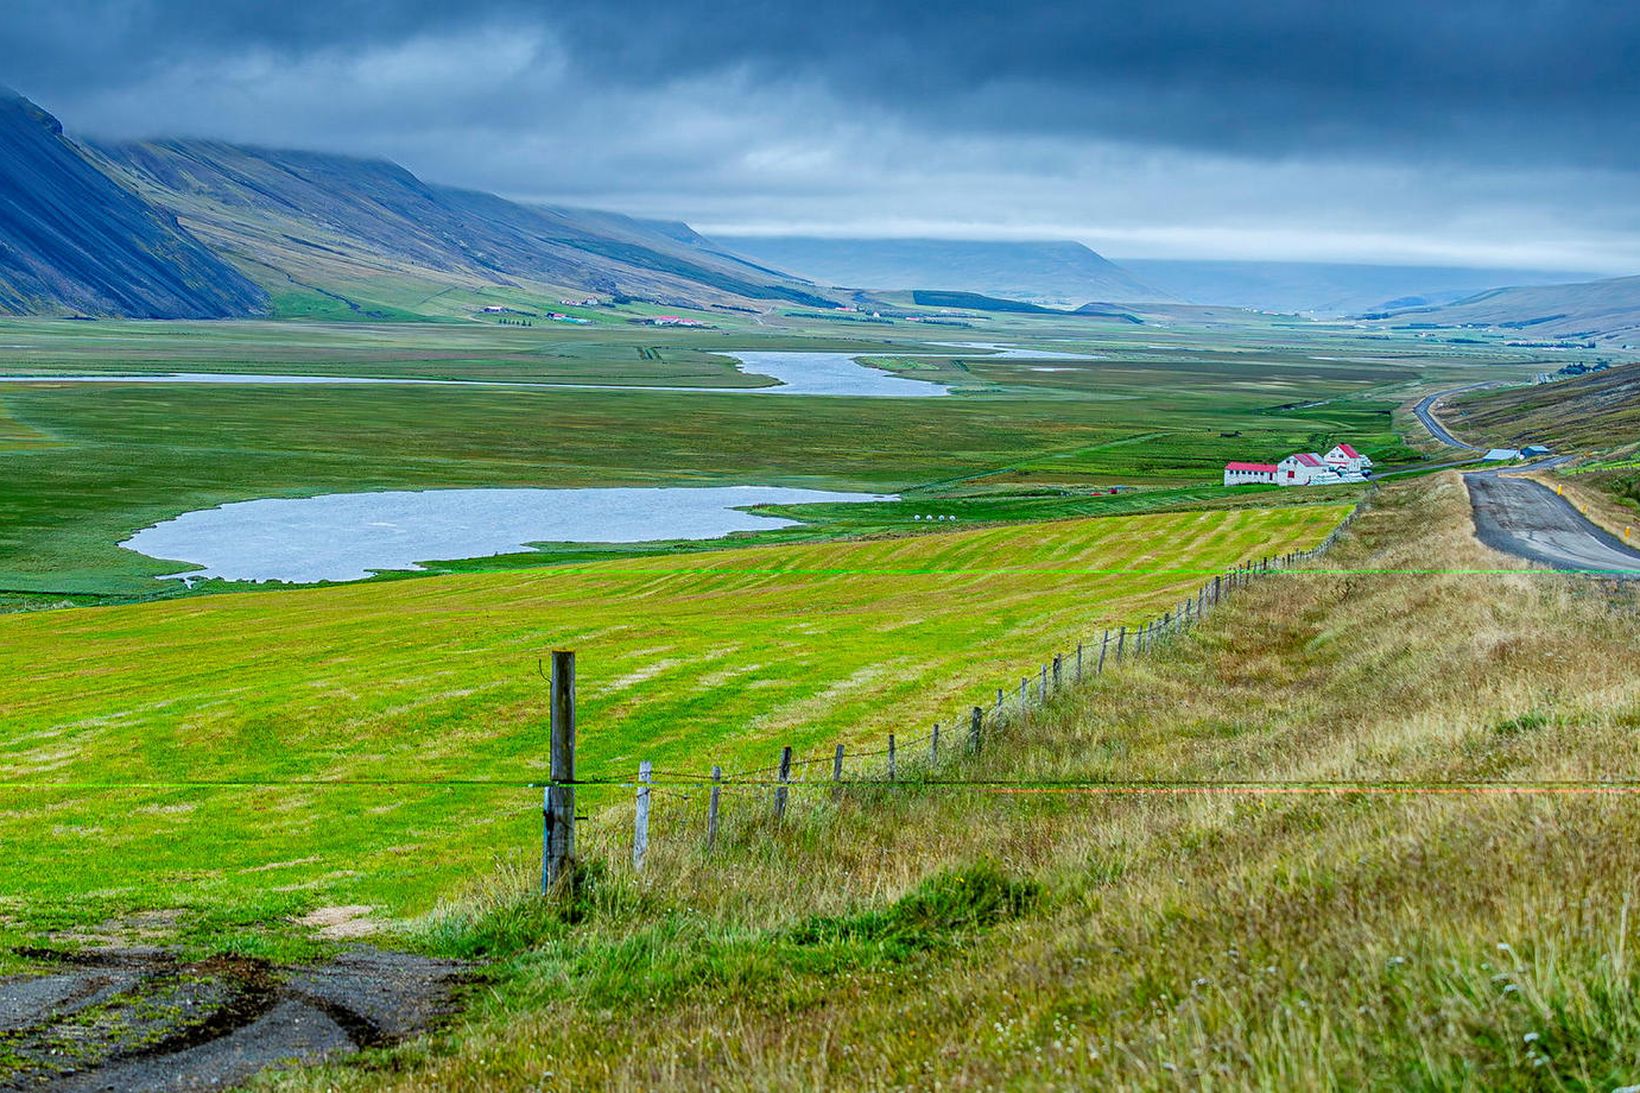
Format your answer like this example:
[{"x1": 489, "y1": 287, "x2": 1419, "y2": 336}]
[{"x1": 0, "y1": 946, "x2": 471, "y2": 1090}]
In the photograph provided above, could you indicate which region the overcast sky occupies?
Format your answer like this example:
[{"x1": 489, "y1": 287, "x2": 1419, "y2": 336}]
[{"x1": 5, "y1": 0, "x2": 1639, "y2": 272}]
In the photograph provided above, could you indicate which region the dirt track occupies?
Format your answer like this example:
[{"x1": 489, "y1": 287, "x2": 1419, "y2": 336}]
[
  {"x1": 0, "y1": 946, "x2": 469, "y2": 1090},
  {"x1": 1466, "y1": 466, "x2": 1640, "y2": 577}
]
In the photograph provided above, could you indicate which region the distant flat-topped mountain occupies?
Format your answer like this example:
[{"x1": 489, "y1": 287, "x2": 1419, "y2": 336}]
[
  {"x1": 711, "y1": 236, "x2": 1165, "y2": 307},
  {"x1": 1116, "y1": 259, "x2": 1601, "y2": 317},
  {"x1": 91, "y1": 139, "x2": 836, "y2": 317},
  {"x1": 1368, "y1": 274, "x2": 1640, "y2": 345},
  {"x1": 0, "y1": 89, "x2": 268, "y2": 318}
]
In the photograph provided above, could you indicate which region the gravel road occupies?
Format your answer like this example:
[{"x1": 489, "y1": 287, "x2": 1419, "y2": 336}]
[{"x1": 1466, "y1": 463, "x2": 1640, "y2": 577}]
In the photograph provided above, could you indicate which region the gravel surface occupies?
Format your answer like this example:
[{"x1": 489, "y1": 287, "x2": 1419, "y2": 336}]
[
  {"x1": 0, "y1": 947, "x2": 471, "y2": 1091},
  {"x1": 1467, "y1": 465, "x2": 1640, "y2": 576}
]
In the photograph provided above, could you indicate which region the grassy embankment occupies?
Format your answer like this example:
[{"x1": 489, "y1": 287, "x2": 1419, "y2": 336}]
[
  {"x1": 0, "y1": 503, "x2": 1344, "y2": 951},
  {"x1": 270, "y1": 474, "x2": 1640, "y2": 1090},
  {"x1": 0, "y1": 319, "x2": 1442, "y2": 602}
]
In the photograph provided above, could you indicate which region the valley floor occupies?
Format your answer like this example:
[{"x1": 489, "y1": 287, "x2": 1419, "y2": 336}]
[{"x1": 265, "y1": 474, "x2": 1640, "y2": 1090}]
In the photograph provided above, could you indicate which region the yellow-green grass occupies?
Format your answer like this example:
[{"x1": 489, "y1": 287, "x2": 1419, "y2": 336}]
[
  {"x1": 0, "y1": 504, "x2": 1344, "y2": 942},
  {"x1": 269, "y1": 475, "x2": 1640, "y2": 1091}
]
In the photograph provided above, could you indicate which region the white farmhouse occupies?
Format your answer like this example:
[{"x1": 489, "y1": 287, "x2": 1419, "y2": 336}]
[
  {"x1": 1324, "y1": 443, "x2": 1373, "y2": 476},
  {"x1": 1223, "y1": 461, "x2": 1278, "y2": 486},
  {"x1": 1276, "y1": 452, "x2": 1337, "y2": 486}
]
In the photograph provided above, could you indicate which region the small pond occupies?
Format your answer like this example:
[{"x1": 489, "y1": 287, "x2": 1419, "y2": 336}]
[{"x1": 122, "y1": 486, "x2": 896, "y2": 584}]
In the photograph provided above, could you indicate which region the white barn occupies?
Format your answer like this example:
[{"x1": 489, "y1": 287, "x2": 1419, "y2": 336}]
[
  {"x1": 1223, "y1": 461, "x2": 1278, "y2": 486},
  {"x1": 1324, "y1": 443, "x2": 1373, "y2": 475},
  {"x1": 1277, "y1": 452, "x2": 1337, "y2": 486}
]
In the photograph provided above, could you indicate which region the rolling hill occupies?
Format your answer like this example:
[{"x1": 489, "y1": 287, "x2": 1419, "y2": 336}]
[
  {"x1": 92, "y1": 139, "x2": 837, "y2": 318},
  {"x1": 1373, "y1": 274, "x2": 1640, "y2": 345},
  {"x1": 0, "y1": 89, "x2": 268, "y2": 318},
  {"x1": 1444, "y1": 361, "x2": 1640, "y2": 450},
  {"x1": 711, "y1": 236, "x2": 1165, "y2": 307}
]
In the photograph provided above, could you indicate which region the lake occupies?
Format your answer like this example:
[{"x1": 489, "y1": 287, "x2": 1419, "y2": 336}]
[
  {"x1": 0, "y1": 350, "x2": 952, "y2": 397},
  {"x1": 121, "y1": 486, "x2": 896, "y2": 584}
]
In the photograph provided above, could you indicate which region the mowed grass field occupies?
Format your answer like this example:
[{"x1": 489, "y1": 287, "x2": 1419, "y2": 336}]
[{"x1": 0, "y1": 503, "x2": 1345, "y2": 945}]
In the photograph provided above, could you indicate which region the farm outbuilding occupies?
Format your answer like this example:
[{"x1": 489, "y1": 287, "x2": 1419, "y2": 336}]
[
  {"x1": 1324, "y1": 443, "x2": 1373, "y2": 475},
  {"x1": 1223, "y1": 461, "x2": 1278, "y2": 486},
  {"x1": 1277, "y1": 452, "x2": 1337, "y2": 486}
]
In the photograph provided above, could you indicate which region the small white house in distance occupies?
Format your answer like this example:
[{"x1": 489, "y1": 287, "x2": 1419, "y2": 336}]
[
  {"x1": 1277, "y1": 452, "x2": 1336, "y2": 486},
  {"x1": 1324, "y1": 443, "x2": 1373, "y2": 475},
  {"x1": 1483, "y1": 448, "x2": 1521, "y2": 461},
  {"x1": 1223, "y1": 461, "x2": 1278, "y2": 486}
]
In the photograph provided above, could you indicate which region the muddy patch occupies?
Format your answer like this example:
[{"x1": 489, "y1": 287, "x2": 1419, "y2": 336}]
[{"x1": 0, "y1": 946, "x2": 470, "y2": 1090}]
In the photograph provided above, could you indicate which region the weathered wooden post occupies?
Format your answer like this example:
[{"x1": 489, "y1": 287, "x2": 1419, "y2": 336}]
[
  {"x1": 969, "y1": 705, "x2": 983, "y2": 753},
  {"x1": 1213, "y1": 574, "x2": 1222, "y2": 604},
  {"x1": 1052, "y1": 654, "x2": 1062, "y2": 691},
  {"x1": 833, "y1": 743, "x2": 845, "y2": 782},
  {"x1": 996, "y1": 687, "x2": 1004, "y2": 718},
  {"x1": 706, "y1": 765, "x2": 722, "y2": 851},
  {"x1": 542, "y1": 649, "x2": 576, "y2": 895},
  {"x1": 887, "y1": 733, "x2": 897, "y2": 780},
  {"x1": 1020, "y1": 677, "x2": 1029, "y2": 723},
  {"x1": 632, "y1": 760, "x2": 652, "y2": 872},
  {"x1": 1039, "y1": 664, "x2": 1048, "y2": 700},
  {"x1": 1097, "y1": 629, "x2": 1110, "y2": 674},
  {"x1": 1075, "y1": 642, "x2": 1084, "y2": 683},
  {"x1": 774, "y1": 745, "x2": 792, "y2": 819},
  {"x1": 1116, "y1": 625, "x2": 1127, "y2": 661},
  {"x1": 930, "y1": 722, "x2": 940, "y2": 764}
]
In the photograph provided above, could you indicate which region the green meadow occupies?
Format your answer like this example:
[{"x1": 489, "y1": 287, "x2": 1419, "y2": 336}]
[
  {"x1": 0, "y1": 314, "x2": 1539, "y2": 601},
  {"x1": 0, "y1": 504, "x2": 1344, "y2": 943}
]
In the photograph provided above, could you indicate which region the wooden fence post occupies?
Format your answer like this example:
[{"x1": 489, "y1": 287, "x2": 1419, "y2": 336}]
[
  {"x1": 542, "y1": 649, "x2": 576, "y2": 895},
  {"x1": 887, "y1": 733, "x2": 897, "y2": 780},
  {"x1": 706, "y1": 765, "x2": 722, "y2": 851},
  {"x1": 632, "y1": 760, "x2": 652, "y2": 872},
  {"x1": 969, "y1": 705, "x2": 983, "y2": 753},
  {"x1": 1040, "y1": 664, "x2": 1048, "y2": 700},
  {"x1": 833, "y1": 743, "x2": 845, "y2": 783},
  {"x1": 774, "y1": 745, "x2": 792, "y2": 819},
  {"x1": 931, "y1": 722, "x2": 940, "y2": 764},
  {"x1": 1020, "y1": 678, "x2": 1029, "y2": 724},
  {"x1": 1075, "y1": 642, "x2": 1083, "y2": 683},
  {"x1": 1097, "y1": 629, "x2": 1110, "y2": 674},
  {"x1": 1053, "y1": 654, "x2": 1062, "y2": 691},
  {"x1": 996, "y1": 687, "x2": 1004, "y2": 718},
  {"x1": 1117, "y1": 625, "x2": 1127, "y2": 661}
]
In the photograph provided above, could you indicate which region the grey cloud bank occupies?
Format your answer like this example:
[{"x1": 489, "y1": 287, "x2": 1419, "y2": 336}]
[{"x1": 4, "y1": 0, "x2": 1637, "y2": 272}]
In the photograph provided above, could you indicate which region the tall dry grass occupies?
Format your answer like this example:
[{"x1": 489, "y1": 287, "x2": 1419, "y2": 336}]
[{"x1": 277, "y1": 474, "x2": 1640, "y2": 1091}]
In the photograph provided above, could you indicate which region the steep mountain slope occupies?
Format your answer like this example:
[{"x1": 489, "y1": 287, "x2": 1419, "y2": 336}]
[
  {"x1": 1444, "y1": 362, "x2": 1640, "y2": 450},
  {"x1": 0, "y1": 89, "x2": 267, "y2": 318},
  {"x1": 1375, "y1": 274, "x2": 1640, "y2": 345},
  {"x1": 1117, "y1": 258, "x2": 1598, "y2": 316},
  {"x1": 92, "y1": 140, "x2": 836, "y2": 316},
  {"x1": 711, "y1": 236, "x2": 1164, "y2": 307}
]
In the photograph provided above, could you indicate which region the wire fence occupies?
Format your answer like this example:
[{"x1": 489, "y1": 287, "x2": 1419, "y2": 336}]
[{"x1": 582, "y1": 493, "x2": 1376, "y2": 873}]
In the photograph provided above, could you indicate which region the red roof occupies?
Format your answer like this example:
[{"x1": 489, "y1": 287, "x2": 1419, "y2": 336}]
[
  {"x1": 1334, "y1": 443, "x2": 1361, "y2": 458},
  {"x1": 1225, "y1": 462, "x2": 1277, "y2": 472},
  {"x1": 1290, "y1": 452, "x2": 1325, "y2": 467}
]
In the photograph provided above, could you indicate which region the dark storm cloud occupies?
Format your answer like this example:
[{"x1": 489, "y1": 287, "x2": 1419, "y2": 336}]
[
  {"x1": 2, "y1": 0, "x2": 1638, "y2": 269},
  {"x1": 7, "y1": 0, "x2": 1636, "y2": 166}
]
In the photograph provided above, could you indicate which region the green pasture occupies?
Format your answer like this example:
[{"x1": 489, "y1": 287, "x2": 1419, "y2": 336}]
[
  {"x1": 0, "y1": 503, "x2": 1345, "y2": 943},
  {"x1": 0, "y1": 315, "x2": 1504, "y2": 601}
]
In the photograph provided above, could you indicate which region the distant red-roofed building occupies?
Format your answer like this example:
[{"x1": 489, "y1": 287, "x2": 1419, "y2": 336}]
[
  {"x1": 1223, "y1": 461, "x2": 1278, "y2": 486},
  {"x1": 1276, "y1": 452, "x2": 1340, "y2": 486},
  {"x1": 1324, "y1": 443, "x2": 1372, "y2": 475}
]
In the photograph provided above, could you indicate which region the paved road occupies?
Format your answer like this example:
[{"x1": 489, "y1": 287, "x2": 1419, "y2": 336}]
[
  {"x1": 1466, "y1": 461, "x2": 1640, "y2": 577},
  {"x1": 1413, "y1": 384, "x2": 1489, "y2": 450}
]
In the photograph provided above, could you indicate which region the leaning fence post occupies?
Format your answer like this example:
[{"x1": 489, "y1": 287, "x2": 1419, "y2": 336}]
[
  {"x1": 887, "y1": 733, "x2": 897, "y2": 781},
  {"x1": 774, "y1": 745, "x2": 793, "y2": 819},
  {"x1": 1117, "y1": 625, "x2": 1127, "y2": 661},
  {"x1": 633, "y1": 760, "x2": 652, "y2": 872},
  {"x1": 1097, "y1": 630, "x2": 1110, "y2": 674},
  {"x1": 969, "y1": 705, "x2": 983, "y2": 753},
  {"x1": 706, "y1": 765, "x2": 722, "y2": 851},
  {"x1": 542, "y1": 649, "x2": 577, "y2": 895}
]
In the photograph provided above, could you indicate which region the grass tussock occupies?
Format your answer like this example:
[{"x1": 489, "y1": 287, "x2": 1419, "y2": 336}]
[{"x1": 268, "y1": 473, "x2": 1640, "y2": 1090}]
